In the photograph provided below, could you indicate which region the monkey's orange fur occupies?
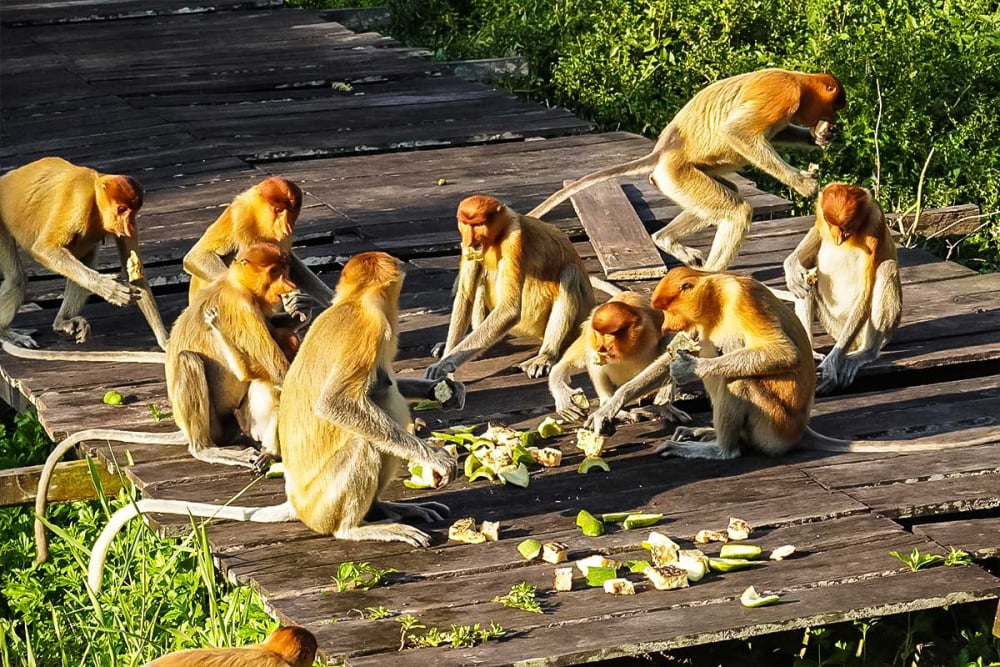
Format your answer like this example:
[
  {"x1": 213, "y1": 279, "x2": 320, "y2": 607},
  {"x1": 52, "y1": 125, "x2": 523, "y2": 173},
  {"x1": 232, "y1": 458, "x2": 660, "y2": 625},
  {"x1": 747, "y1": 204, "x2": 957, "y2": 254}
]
[
  {"x1": 146, "y1": 626, "x2": 317, "y2": 667},
  {"x1": 653, "y1": 267, "x2": 815, "y2": 451}
]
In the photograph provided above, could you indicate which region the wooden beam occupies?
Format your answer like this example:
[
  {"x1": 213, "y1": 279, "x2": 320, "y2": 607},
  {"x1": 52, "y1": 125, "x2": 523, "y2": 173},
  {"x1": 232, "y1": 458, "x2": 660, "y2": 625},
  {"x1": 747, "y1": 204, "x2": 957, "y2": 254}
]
[
  {"x1": 0, "y1": 459, "x2": 121, "y2": 507},
  {"x1": 568, "y1": 180, "x2": 668, "y2": 280},
  {"x1": 888, "y1": 203, "x2": 982, "y2": 237}
]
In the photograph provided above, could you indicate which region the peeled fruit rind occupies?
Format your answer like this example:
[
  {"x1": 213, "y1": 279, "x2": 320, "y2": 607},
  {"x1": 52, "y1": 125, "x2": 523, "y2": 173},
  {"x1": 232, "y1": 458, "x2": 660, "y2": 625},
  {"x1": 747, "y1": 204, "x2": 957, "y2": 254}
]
[
  {"x1": 602, "y1": 578, "x2": 635, "y2": 595},
  {"x1": 518, "y1": 539, "x2": 542, "y2": 561},
  {"x1": 553, "y1": 567, "x2": 574, "y2": 592},
  {"x1": 769, "y1": 545, "x2": 796, "y2": 561},
  {"x1": 433, "y1": 380, "x2": 453, "y2": 404},
  {"x1": 708, "y1": 557, "x2": 758, "y2": 573},
  {"x1": 449, "y1": 517, "x2": 487, "y2": 544},
  {"x1": 694, "y1": 529, "x2": 728, "y2": 544},
  {"x1": 533, "y1": 447, "x2": 562, "y2": 467},
  {"x1": 576, "y1": 555, "x2": 619, "y2": 576},
  {"x1": 537, "y1": 417, "x2": 564, "y2": 438},
  {"x1": 740, "y1": 585, "x2": 780, "y2": 608},
  {"x1": 570, "y1": 391, "x2": 590, "y2": 410},
  {"x1": 542, "y1": 542, "x2": 569, "y2": 564},
  {"x1": 577, "y1": 456, "x2": 610, "y2": 474},
  {"x1": 576, "y1": 428, "x2": 606, "y2": 457},
  {"x1": 720, "y1": 544, "x2": 762, "y2": 560},
  {"x1": 727, "y1": 517, "x2": 752, "y2": 541},
  {"x1": 600, "y1": 512, "x2": 631, "y2": 523},
  {"x1": 644, "y1": 565, "x2": 689, "y2": 590},
  {"x1": 678, "y1": 549, "x2": 710, "y2": 582},
  {"x1": 622, "y1": 513, "x2": 663, "y2": 530},
  {"x1": 497, "y1": 463, "x2": 530, "y2": 488},
  {"x1": 480, "y1": 520, "x2": 500, "y2": 542},
  {"x1": 576, "y1": 510, "x2": 605, "y2": 537}
]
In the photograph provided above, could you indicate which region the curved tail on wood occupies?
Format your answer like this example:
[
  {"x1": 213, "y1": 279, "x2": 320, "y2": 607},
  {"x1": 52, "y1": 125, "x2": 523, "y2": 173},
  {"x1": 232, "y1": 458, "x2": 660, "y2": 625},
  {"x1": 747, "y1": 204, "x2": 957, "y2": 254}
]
[
  {"x1": 34, "y1": 429, "x2": 187, "y2": 563},
  {"x1": 589, "y1": 276, "x2": 623, "y2": 296},
  {"x1": 527, "y1": 152, "x2": 661, "y2": 219},
  {"x1": 4, "y1": 340, "x2": 166, "y2": 364},
  {"x1": 803, "y1": 426, "x2": 998, "y2": 453},
  {"x1": 88, "y1": 498, "x2": 296, "y2": 593}
]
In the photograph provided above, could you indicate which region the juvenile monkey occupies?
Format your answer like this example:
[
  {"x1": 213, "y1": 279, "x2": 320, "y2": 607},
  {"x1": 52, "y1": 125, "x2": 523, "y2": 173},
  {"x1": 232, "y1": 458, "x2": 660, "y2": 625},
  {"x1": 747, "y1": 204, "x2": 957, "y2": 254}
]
[
  {"x1": 784, "y1": 183, "x2": 901, "y2": 393},
  {"x1": 529, "y1": 69, "x2": 847, "y2": 270},
  {"x1": 184, "y1": 176, "x2": 333, "y2": 314},
  {"x1": 585, "y1": 267, "x2": 994, "y2": 459},
  {"x1": 426, "y1": 195, "x2": 596, "y2": 380},
  {"x1": 548, "y1": 292, "x2": 690, "y2": 425},
  {"x1": 33, "y1": 244, "x2": 297, "y2": 563},
  {"x1": 0, "y1": 157, "x2": 168, "y2": 350},
  {"x1": 82, "y1": 252, "x2": 463, "y2": 593},
  {"x1": 146, "y1": 626, "x2": 317, "y2": 667}
]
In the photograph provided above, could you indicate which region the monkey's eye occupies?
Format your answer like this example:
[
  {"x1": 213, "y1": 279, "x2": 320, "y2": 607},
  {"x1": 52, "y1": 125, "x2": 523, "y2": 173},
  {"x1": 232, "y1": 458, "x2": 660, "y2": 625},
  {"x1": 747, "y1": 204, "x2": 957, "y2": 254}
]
[
  {"x1": 680, "y1": 282, "x2": 693, "y2": 292},
  {"x1": 826, "y1": 84, "x2": 837, "y2": 92},
  {"x1": 116, "y1": 205, "x2": 128, "y2": 216}
]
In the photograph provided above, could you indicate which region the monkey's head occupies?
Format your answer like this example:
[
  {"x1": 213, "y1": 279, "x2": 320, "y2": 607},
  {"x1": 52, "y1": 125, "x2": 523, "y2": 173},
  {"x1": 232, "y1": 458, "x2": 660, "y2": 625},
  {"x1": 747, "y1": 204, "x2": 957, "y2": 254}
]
[
  {"x1": 589, "y1": 301, "x2": 647, "y2": 365},
  {"x1": 818, "y1": 182, "x2": 871, "y2": 245},
  {"x1": 652, "y1": 267, "x2": 718, "y2": 334},
  {"x1": 232, "y1": 243, "x2": 297, "y2": 307},
  {"x1": 255, "y1": 177, "x2": 303, "y2": 241},
  {"x1": 794, "y1": 72, "x2": 847, "y2": 126},
  {"x1": 457, "y1": 195, "x2": 507, "y2": 259},
  {"x1": 97, "y1": 175, "x2": 143, "y2": 238},
  {"x1": 336, "y1": 251, "x2": 405, "y2": 301},
  {"x1": 261, "y1": 626, "x2": 318, "y2": 667}
]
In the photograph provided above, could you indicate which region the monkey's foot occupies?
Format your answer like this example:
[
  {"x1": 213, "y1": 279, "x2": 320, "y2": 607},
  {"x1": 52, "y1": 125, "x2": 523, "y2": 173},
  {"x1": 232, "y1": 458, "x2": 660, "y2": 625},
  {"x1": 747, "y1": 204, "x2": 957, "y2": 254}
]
[
  {"x1": 53, "y1": 316, "x2": 91, "y2": 344},
  {"x1": 339, "y1": 523, "x2": 432, "y2": 548},
  {"x1": 518, "y1": 354, "x2": 553, "y2": 379},
  {"x1": 655, "y1": 439, "x2": 740, "y2": 459},
  {"x1": 660, "y1": 243, "x2": 704, "y2": 269},
  {"x1": 812, "y1": 351, "x2": 826, "y2": 362},
  {"x1": 252, "y1": 451, "x2": 278, "y2": 476},
  {"x1": 817, "y1": 356, "x2": 865, "y2": 394},
  {"x1": 1, "y1": 328, "x2": 40, "y2": 349},
  {"x1": 669, "y1": 425, "x2": 716, "y2": 442},
  {"x1": 189, "y1": 445, "x2": 259, "y2": 469},
  {"x1": 430, "y1": 342, "x2": 446, "y2": 359},
  {"x1": 372, "y1": 500, "x2": 450, "y2": 524}
]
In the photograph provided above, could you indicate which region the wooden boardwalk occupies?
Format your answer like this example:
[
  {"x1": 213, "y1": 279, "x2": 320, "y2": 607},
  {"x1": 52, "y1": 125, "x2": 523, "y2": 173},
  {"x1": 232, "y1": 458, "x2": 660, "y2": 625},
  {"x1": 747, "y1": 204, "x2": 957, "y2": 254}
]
[{"x1": 2, "y1": 2, "x2": 999, "y2": 665}]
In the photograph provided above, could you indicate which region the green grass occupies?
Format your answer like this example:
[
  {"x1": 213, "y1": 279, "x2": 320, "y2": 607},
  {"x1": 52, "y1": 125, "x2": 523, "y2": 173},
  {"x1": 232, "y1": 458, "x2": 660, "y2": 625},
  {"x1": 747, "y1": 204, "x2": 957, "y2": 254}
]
[{"x1": 0, "y1": 412, "x2": 277, "y2": 667}]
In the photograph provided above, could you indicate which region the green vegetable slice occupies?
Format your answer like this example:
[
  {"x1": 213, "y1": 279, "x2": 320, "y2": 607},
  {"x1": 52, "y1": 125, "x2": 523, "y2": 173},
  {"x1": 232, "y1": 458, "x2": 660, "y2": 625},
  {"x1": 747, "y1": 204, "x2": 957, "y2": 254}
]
[
  {"x1": 708, "y1": 557, "x2": 759, "y2": 572},
  {"x1": 497, "y1": 463, "x2": 530, "y2": 488},
  {"x1": 537, "y1": 417, "x2": 564, "y2": 438},
  {"x1": 518, "y1": 539, "x2": 542, "y2": 561},
  {"x1": 600, "y1": 512, "x2": 631, "y2": 523},
  {"x1": 624, "y1": 560, "x2": 652, "y2": 574},
  {"x1": 622, "y1": 513, "x2": 664, "y2": 529},
  {"x1": 577, "y1": 456, "x2": 611, "y2": 474},
  {"x1": 740, "y1": 585, "x2": 780, "y2": 608},
  {"x1": 102, "y1": 390, "x2": 124, "y2": 406},
  {"x1": 584, "y1": 566, "x2": 618, "y2": 588},
  {"x1": 575, "y1": 510, "x2": 605, "y2": 537},
  {"x1": 720, "y1": 544, "x2": 762, "y2": 560},
  {"x1": 264, "y1": 462, "x2": 285, "y2": 479},
  {"x1": 412, "y1": 399, "x2": 440, "y2": 411}
]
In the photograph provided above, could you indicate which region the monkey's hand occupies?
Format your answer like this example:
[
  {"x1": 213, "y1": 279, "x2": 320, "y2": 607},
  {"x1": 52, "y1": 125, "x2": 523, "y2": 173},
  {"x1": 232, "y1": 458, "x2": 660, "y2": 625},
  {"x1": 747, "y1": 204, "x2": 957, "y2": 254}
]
[
  {"x1": 430, "y1": 342, "x2": 447, "y2": 359},
  {"x1": 54, "y1": 316, "x2": 91, "y2": 344},
  {"x1": 280, "y1": 290, "x2": 313, "y2": 323},
  {"x1": 584, "y1": 403, "x2": 619, "y2": 437},
  {"x1": 204, "y1": 306, "x2": 220, "y2": 329},
  {"x1": 424, "y1": 357, "x2": 457, "y2": 381},
  {"x1": 98, "y1": 278, "x2": 142, "y2": 307},
  {"x1": 811, "y1": 121, "x2": 838, "y2": 149},
  {"x1": 784, "y1": 260, "x2": 815, "y2": 299},
  {"x1": 425, "y1": 447, "x2": 458, "y2": 487},
  {"x1": 554, "y1": 389, "x2": 589, "y2": 422},
  {"x1": 794, "y1": 167, "x2": 820, "y2": 198},
  {"x1": 435, "y1": 378, "x2": 466, "y2": 411},
  {"x1": 627, "y1": 403, "x2": 692, "y2": 425},
  {"x1": 669, "y1": 350, "x2": 700, "y2": 386}
]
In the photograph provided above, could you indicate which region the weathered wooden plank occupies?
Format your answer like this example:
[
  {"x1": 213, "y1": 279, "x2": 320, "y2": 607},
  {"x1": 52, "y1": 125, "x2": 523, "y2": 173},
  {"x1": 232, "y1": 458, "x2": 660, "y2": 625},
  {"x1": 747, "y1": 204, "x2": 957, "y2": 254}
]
[
  {"x1": 847, "y1": 474, "x2": 1000, "y2": 519},
  {"x1": 343, "y1": 565, "x2": 1000, "y2": 667},
  {"x1": 0, "y1": 458, "x2": 121, "y2": 506},
  {"x1": 913, "y1": 517, "x2": 1000, "y2": 558},
  {"x1": 568, "y1": 180, "x2": 667, "y2": 280}
]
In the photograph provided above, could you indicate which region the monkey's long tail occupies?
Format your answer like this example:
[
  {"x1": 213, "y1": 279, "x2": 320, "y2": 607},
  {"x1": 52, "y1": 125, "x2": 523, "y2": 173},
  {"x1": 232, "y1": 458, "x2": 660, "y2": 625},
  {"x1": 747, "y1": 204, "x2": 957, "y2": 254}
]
[
  {"x1": 3, "y1": 340, "x2": 165, "y2": 363},
  {"x1": 89, "y1": 499, "x2": 297, "y2": 593},
  {"x1": 527, "y1": 152, "x2": 661, "y2": 219},
  {"x1": 802, "y1": 426, "x2": 998, "y2": 453},
  {"x1": 34, "y1": 429, "x2": 188, "y2": 563},
  {"x1": 589, "y1": 276, "x2": 624, "y2": 296}
]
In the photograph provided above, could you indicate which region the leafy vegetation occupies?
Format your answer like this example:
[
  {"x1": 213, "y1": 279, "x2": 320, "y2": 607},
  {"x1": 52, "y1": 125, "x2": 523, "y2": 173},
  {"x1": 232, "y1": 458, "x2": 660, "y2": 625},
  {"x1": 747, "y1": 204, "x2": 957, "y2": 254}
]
[
  {"x1": 493, "y1": 581, "x2": 544, "y2": 613},
  {"x1": 303, "y1": 0, "x2": 1000, "y2": 269},
  {"x1": 0, "y1": 410, "x2": 51, "y2": 469},
  {"x1": 891, "y1": 545, "x2": 972, "y2": 572},
  {"x1": 395, "y1": 614, "x2": 506, "y2": 650},
  {"x1": 329, "y1": 561, "x2": 398, "y2": 592}
]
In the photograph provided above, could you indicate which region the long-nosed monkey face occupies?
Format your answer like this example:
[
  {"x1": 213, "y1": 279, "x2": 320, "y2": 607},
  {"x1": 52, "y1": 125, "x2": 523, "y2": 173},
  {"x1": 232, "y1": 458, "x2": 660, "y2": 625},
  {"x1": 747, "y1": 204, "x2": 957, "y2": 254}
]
[
  {"x1": 456, "y1": 195, "x2": 505, "y2": 262},
  {"x1": 651, "y1": 267, "x2": 710, "y2": 334},
  {"x1": 818, "y1": 182, "x2": 869, "y2": 246},
  {"x1": 99, "y1": 175, "x2": 143, "y2": 239}
]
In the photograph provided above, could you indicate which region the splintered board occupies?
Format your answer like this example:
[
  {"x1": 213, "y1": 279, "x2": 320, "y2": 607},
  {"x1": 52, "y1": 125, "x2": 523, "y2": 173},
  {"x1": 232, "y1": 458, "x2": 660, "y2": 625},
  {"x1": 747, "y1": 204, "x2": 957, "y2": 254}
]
[{"x1": 567, "y1": 179, "x2": 668, "y2": 280}]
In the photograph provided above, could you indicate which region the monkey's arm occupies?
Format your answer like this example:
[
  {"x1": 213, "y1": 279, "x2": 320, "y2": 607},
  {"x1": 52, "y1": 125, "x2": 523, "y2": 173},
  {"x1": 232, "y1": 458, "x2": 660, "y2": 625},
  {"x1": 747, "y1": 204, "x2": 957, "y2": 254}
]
[
  {"x1": 783, "y1": 227, "x2": 821, "y2": 298},
  {"x1": 684, "y1": 341, "x2": 800, "y2": 382},
  {"x1": 442, "y1": 259, "x2": 484, "y2": 355},
  {"x1": 721, "y1": 110, "x2": 817, "y2": 196},
  {"x1": 315, "y1": 376, "x2": 454, "y2": 479},
  {"x1": 584, "y1": 351, "x2": 673, "y2": 434},
  {"x1": 229, "y1": 304, "x2": 289, "y2": 383},
  {"x1": 115, "y1": 236, "x2": 169, "y2": 350},
  {"x1": 289, "y1": 252, "x2": 334, "y2": 304},
  {"x1": 204, "y1": 306, "x2": 250, "y2": 381},
  {"x1": 30, "y1": 242, "x2": 140, "y2": 307},
  {"x1": 182, "y1": 228, "x2": 232, "y2": 283},
  {"x1": 548, "y1": 335, "x2": 589, "y2": 419}
]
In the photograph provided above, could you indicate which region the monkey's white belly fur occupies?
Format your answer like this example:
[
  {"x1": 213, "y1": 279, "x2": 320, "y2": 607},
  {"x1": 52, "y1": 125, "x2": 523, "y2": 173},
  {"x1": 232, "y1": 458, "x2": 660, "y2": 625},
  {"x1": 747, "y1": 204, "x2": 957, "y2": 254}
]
[{"x1": 816, "y1": 241, "x2": 866, "y2": 325}]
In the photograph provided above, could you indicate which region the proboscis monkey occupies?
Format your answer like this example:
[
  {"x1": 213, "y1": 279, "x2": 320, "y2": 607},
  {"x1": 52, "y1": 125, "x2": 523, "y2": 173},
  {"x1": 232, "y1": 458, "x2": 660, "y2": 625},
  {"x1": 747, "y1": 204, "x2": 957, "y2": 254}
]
[
  {"x1": 784, "y1": 183, "x2": 901, "y2": 393},
  {"x1": 82, "y1": 252, "x2": 464, "y2": 593},
  {"x1": 146, "y1": 626, "x2": 318, "y2": 667},
  {"x1": 33, "y1": 244, "x2": 297, "y2": 563},
  {"x1": 584, "y1": 267, "x2": 995, "y2": 459},
  {"x1": 184, "y1": 176, "x2": 333, "y2": 316},
  {"x1": 548, "y1": 292, "x2": 690, "y2": 425},
  {"x1": 529, "y1": 69, "x2": 847, "y2": 270},
  {"x1": 0, "y1": 157, "x2": 168, "y2": 351},
  {"x1": 426, "y1": 195, "x2": 597, "y2": 380}
]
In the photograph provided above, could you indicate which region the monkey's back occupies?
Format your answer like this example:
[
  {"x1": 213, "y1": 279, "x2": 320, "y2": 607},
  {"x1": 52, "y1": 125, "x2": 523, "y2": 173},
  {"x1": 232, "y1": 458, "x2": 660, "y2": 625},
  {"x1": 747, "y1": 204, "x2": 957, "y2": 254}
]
[
  {"x1": 146, "y1": 646, "x2": 294, "y2": 667},
  {"x1": 0, "y1": 157, "x2": 100, "y2": 249}
]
